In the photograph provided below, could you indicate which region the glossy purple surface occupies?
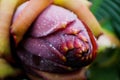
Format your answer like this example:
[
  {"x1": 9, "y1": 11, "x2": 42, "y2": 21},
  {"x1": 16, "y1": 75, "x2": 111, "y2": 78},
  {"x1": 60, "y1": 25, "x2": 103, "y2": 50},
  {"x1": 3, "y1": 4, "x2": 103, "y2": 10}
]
[{"x1": 16, "y1": 5, "x2": 97, "y2": 73}]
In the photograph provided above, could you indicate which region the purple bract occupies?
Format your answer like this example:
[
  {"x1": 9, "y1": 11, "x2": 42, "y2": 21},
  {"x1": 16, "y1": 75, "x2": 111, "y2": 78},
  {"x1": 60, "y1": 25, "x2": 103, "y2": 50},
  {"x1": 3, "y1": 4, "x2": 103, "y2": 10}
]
[{"x1": 16, "y1": 5, "x2": 97, "y2": 73}]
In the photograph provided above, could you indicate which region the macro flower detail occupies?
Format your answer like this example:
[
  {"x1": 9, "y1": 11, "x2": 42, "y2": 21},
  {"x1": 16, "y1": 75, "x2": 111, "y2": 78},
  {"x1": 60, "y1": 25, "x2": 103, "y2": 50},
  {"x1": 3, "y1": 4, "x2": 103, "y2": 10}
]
[{"x1": 16, "y1": 5, "x2": 97, "y2": 73}]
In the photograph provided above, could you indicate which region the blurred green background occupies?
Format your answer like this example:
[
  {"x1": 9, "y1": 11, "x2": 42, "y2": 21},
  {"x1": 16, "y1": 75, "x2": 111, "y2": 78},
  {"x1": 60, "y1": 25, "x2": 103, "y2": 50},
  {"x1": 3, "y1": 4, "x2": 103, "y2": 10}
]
[{"x1": 88, "y1": 0, "x2": 120, "y2": 80}]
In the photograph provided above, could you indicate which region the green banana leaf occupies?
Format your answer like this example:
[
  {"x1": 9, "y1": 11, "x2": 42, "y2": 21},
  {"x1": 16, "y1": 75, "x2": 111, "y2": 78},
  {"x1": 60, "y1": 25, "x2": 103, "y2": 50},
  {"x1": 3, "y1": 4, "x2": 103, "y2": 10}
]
[
  {"x1": 90, "y1": 0, "x2": 120, "y2": 39},
  {"x1": 88, "y1": 0, "x2": 120, "y2": 80}
]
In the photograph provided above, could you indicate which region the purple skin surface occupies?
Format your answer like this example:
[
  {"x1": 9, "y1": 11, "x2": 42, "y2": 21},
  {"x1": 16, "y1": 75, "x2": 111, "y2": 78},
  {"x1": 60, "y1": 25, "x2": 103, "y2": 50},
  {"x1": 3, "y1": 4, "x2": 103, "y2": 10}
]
[{"x1": 15, "y1": 4, "x2": 97, "y2": 73}]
